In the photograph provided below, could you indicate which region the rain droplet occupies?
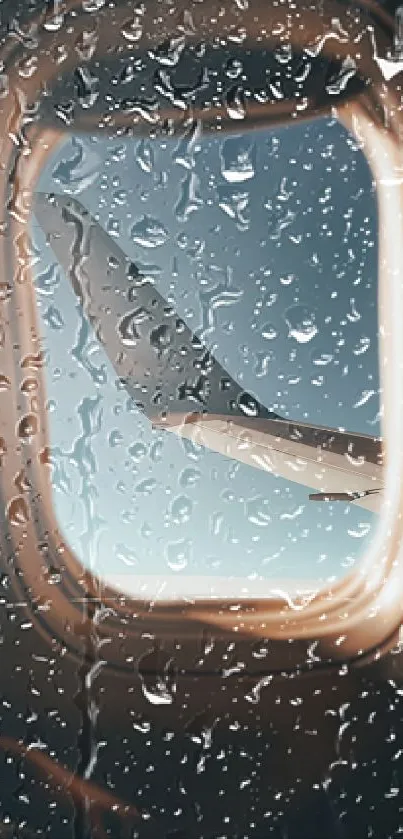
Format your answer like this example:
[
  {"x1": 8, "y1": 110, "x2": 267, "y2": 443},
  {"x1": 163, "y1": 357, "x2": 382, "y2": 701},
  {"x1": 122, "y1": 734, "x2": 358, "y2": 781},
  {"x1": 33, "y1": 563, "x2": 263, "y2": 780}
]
[
  {"x1": 225, "y1": 58, "x2": 243, "y2": 79},
  {"x1": 52, "y1": 137, "x2": 100, "y2": 195},
  {"x1": 21, "y1": 352, "x2": 46, "y2": 369},
  {"x1": 354, "y1": 389, "x2": 375, "y2": 408},
  {"x1": 129, "y1": 441, "x2": 147, "y2": 461},
  {"x1": 74, "y1": 65, "x2": 99, "y2": 109},
  {"x1": 238, "y1": 392, "x2": 259, "y2": 417},
  {"x1": 225, "y1": 85, "x2": 246, "y2": 120},
  {"x1": 130, "y1": 215, "x2": 168, "y2": 248},
  {"x1": 34, "y1": 263, "x2": 60, "y2": 296},
  {"x1": 280, "y1": 273, "x2": 296, "y2": 286},
  {"x1": 171, "y1": 494, "x2": 193, "y2": 524},
  {"x1": 18, "y1": 413, "x2": 38, "y2": 440},
  {"x1": 45, "y1": 566, "x2": 62, "y2": 585},
  {"x1": 165, "y1": 538, "x2": 191, "y2": 571},
  {"x1": 311, "y1": 349, "x2": 333, "y2": 366},
  {"x1": 0, "y1": 73, "x2": 9, "y2": 98},
  {"x1": 115, "y1": 543, "x2": 138, "y2": 567},
  {"x1": 82, "y1": 0, "x2": 106, "y2": 10},
  {"x1": 179, "y1": 467, "x2": 201, "y2": 488},
  {"x1": 175, "y1": 172, "x2": 203, "y2": 221},
  {"x1": 261, "y1": 323, "x2": 278, "y2": 341},
  {"x1": 173, "y1": 118, "x2": 201, "y2": 170},
  {"x1": 325, "y1": 56, "x2": 357, "y2": 95},
  {"x1": 135, "y1": 138, "x2": 154, "y2": 173},
  {"x1": 246, "y1": 496, "x2": 271, "y2": 526},
  {"x1": 0, "y1": 282, "x2": 12, "y2": 302},
  {"x1": 149, "y1": 36, "x2": 186, "y2": 67},
  {"x1": 138, "y1": 650, "x2": 176, "y2": 705},
  {"x1": 348, "y1": 522, "x2": 371, "y2": 538},
  {"x1": 117, "y1": 310, "x2": 141, "y2": 347},
  {"x1": 285, "y1": 305, "x2": 318, "y2": 343},
  {"x1": 21, "y1": 377, "x2": 38, "y2": 394},
  {"x1": 135, "y1": 478, "x2": 157, "y2": 496},
  {"x1": 150, "y1": 324, "x2": 172, "y2": 353},
  {"x1": 122, "y1": 16, "x2": 143, "y2": 42},
  {"x1": 218, "y1": 189, "x2": 250, "y2": 229},
  {"x1": 43, "y1": 305, "x2": 64, "y2": 330},
  {"x1": 75, "y1": 27, "x2": 98, "y2": 62},
  {"x1": 18, "y1": 55, "x2": 38, "y2": 78},
  {"x1": 220, "y1": 136, "x2": 255, "y2": 183},
  {"x1": 353, "y1": 336, "x2": 370, "y2": 355},
  {"x1": 7, "y1": 496, "x2": 29, "y2": 526}
]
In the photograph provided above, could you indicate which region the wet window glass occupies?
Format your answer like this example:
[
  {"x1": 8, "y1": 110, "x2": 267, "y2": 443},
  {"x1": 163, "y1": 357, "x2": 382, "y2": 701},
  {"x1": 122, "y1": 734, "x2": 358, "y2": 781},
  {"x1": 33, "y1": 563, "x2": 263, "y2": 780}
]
[{"x1": 31, "y1": 115, "x2": 380, "y2": 599}]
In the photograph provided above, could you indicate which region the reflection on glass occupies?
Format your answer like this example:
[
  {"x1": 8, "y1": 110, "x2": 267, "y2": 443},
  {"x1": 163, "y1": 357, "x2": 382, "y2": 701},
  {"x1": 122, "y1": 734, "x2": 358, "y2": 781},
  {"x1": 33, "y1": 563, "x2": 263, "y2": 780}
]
[{"x1": 31, "y1": 115, "x2": 380, "y2": 599}]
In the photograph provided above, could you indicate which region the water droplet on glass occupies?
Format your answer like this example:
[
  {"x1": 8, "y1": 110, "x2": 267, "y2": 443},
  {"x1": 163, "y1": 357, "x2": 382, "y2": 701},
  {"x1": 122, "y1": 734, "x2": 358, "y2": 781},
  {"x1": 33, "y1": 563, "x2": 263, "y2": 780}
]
[
  {"x1": 21, "y1": 351, "x2": 46, "y2": 370},
  {"x1": 75, "y1": 27, "x2": 98, "y2": 62},
  {"x1": 34, "y1": 263, "x2": 60, "y2": 296},
  {"x1": 348, "y1": 522, "x2": 371, "y2": 538},
  {"x1": 0, "y1": 73, "x2": 9, "y2": 98},
  {"x1": 130, "y1": 215, "x2": 168, "y2": 248},
  {"x1": 115, "y1": 543, "x2": 138, "y2": 567},
  {"x1": 149, "y1": 36, "x2": 186, "y2": 67},
  {"x1": 311, "y1": 349, "x2": 333, "y2": 366},
  {"x1": 135, "y1": 478, "x2": 157, "y2": 496},
  {"x1": 171, "y1": 494, "x2": 193, "y2": 524},
  {"x1": 220, "y1": 136, "x2": 255, "y2": 183},
  {"x1": 285, "y1": 305, "x2": 318, "y2": 343},
  {"x1": 7, "y1": 496, "x2": 29, "y2": 527},
  {"x1": 18, "y1": 413, "x2": 38, "y2": 440},
  {"x1": 117, "y1": 310, "x2": 142, "y2": 347},
  {"x1": 218, "y1": 188, "x2": 250, "y2": 229},
  {"x1": 135, "y1": 138, "x2": 154, "y2": 173},
  {"x1": 175, "y1": 172, "x2": 203, "y2": 221},
  {"x1": 246, "y1": 495, "x2": 271, "y2": 526},
  {"x1": 165, "y1": 538, "x2": 191, "y2": 571},
  {"x1": 45, "y1": 566, "x2": 62, "y2": 585},
  {"x1": 138, "y1": 650, "x2": 176, "y2": 705},
  {"x1": 129, "y1": 441, "x2": 147, "y2": 461},
  {"x1": 18, "y1": 55, "x2": 38, "y2": 78},
  {"x1": 173, "y1": 118, "x2": 201, "y2": 170},
  {"x1": 20, "y1": 377, "x2": 38, "y2": 394},
  {"x1": 74, "y1": 65, "x2": 99, "y2": 109},
  {"x1": 354, "y1": 389, "x2": 375, "y2": 408},
  {"x1": 261, "y1": 323, "x2": 278, "y2": 341},
  {"x1": 225, "y1": 85, "x2": 246, "y2": 120},
  {"x1": 238, "y1": 392, "x2": 259, "y2": 417},
  {"x1": 0, "y1": 282, "x2": 12, "y2": 302},
  {"x1": 179, "y1": 467, "x2": 201, "y2": 488},
  {"x1": 82, "y1": 0, "x2": 106, "y2": 10},
  {"x1": 225, "y1": 57, "x2": 243, "y2": 79},
  {"x1": 326, "y1": 56, "x2": 357, "y2": 95},
  {"x1": 150, "y1": 324, "x2": 172, "y2": 354},
  {"x1": 122, "y1": 16, "x2": 143, "y2": 42},
  {"x1": 52, "y1": 137, "x2": 100, "y2": 195},
  {"x1": 43, "y1": 305, "x2": 64, "y2": 330},
  {"x1": 353, "y1": 336, "x2": 371, "y2": 355}
]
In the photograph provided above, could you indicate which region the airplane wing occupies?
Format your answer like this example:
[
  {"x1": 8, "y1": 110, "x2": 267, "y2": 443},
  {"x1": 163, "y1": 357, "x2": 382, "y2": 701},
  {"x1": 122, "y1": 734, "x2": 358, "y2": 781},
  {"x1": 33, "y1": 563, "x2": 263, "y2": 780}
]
[
  {"x1": 151, "y1": 412, "x2": 383, "y2": 513},
  {"x1": 33, "y1": 192, "x2": 384, "y2": 513}
]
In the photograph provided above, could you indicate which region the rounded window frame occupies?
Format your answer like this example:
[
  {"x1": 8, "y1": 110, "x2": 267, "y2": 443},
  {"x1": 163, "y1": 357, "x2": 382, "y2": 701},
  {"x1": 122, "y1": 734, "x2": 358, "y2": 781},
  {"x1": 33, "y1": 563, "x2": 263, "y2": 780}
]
[{"x1": 0, "y1": 0, "x2": 402, "y2": 675}]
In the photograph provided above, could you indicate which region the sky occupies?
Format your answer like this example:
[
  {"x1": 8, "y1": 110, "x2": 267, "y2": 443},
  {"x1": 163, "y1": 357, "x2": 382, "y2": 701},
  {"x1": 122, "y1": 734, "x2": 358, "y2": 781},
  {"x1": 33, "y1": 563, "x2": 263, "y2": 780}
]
[{"x1": 31, "y1": 114, "x2": 380, "y2": 598}]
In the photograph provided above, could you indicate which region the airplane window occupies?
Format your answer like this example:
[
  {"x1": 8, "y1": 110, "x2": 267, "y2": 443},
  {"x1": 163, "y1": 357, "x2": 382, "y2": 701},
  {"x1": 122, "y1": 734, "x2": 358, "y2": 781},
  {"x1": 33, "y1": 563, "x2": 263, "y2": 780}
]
[{"x1": 31, "y1": 115, "x2": 380, "y2": 600}]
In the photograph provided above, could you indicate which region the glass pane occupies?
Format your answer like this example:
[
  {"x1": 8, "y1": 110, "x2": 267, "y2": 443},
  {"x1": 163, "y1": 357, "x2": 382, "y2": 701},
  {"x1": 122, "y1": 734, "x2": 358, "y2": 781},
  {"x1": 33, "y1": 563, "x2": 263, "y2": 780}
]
[{"x1": 31, "y1": 115, "x2": 380, "y2": 599}]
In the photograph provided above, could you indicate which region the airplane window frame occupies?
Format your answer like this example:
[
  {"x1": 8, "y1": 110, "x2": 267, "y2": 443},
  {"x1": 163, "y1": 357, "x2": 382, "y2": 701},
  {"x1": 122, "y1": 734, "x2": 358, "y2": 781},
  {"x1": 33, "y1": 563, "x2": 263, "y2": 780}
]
[{"x1": 0, "y1": 0, "x2": 402, "y2": 675}]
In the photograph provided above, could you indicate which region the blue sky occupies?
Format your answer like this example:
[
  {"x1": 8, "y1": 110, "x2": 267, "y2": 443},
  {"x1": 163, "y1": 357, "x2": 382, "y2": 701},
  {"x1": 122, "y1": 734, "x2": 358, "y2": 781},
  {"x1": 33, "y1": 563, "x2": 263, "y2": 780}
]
[{"x1": 31, "y1": 115, "x2": 380, "y2": 595}]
